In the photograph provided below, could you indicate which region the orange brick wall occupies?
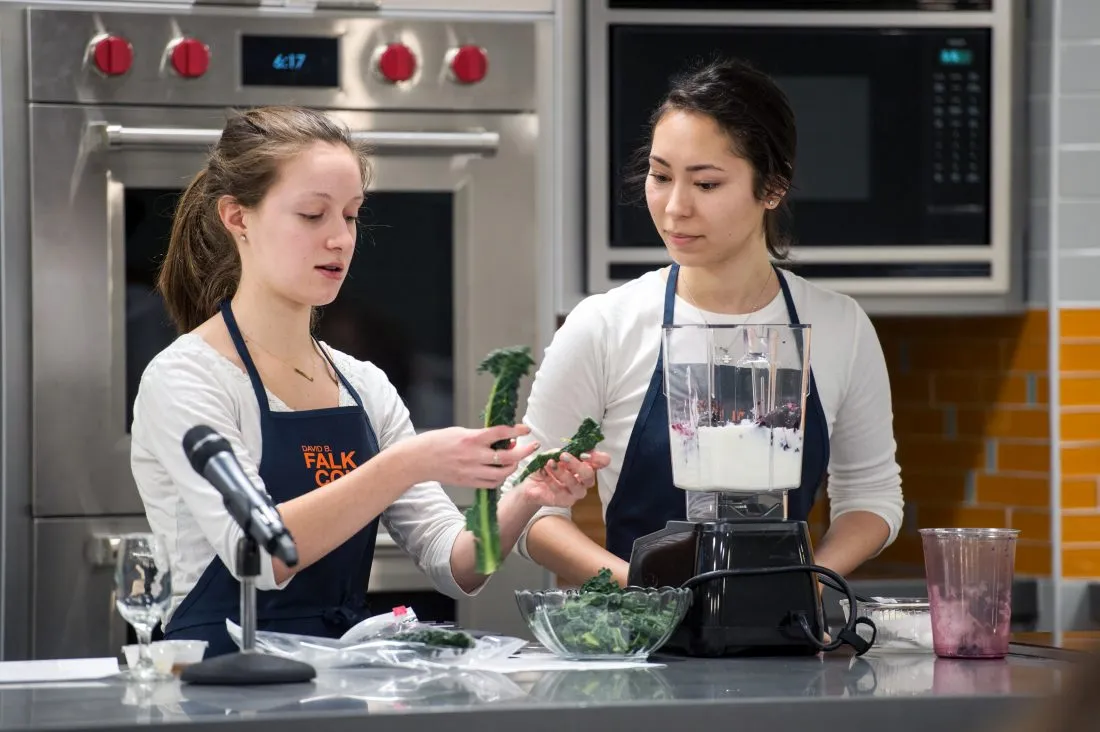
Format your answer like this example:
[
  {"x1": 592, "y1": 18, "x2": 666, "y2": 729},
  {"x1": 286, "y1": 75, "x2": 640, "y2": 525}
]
[
  {"x1": 1057, "y1": 310, "x2": 1100, "y2": 578},
  {"x1": 833, "y1": 312, "x2": 1053, "y2": 579}
]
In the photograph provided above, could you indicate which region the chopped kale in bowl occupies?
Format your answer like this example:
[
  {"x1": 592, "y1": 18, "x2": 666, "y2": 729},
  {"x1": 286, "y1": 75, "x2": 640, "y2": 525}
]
[{"x1": 515, "y1": 569, "x2": 692, "y2": 660}]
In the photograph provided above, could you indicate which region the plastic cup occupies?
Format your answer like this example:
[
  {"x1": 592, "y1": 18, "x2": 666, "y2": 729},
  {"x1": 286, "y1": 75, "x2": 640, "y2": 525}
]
[{"x1": 919, "y1": 528, "x2": 1019, "y2": 659}]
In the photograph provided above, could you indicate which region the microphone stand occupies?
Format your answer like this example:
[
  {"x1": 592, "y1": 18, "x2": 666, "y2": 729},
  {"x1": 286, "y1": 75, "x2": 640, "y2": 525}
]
[{"x1": 180, "y1": 535, "x2": 316, "y2": 686}]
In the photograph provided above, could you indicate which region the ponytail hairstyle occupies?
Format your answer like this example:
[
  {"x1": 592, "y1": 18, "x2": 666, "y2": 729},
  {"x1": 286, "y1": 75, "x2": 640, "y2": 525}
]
[{"x1": 158, "y1": 106, "x2": 372, "y2": 333}]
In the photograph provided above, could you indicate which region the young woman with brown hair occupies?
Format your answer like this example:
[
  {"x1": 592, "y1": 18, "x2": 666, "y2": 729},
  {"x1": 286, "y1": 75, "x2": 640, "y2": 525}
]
[{"x1": 130, "y1": 106, "x2": 609, "y2": 657}]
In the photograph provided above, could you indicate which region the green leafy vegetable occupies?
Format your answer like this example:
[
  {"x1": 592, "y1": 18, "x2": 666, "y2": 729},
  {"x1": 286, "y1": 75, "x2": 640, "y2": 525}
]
[
  {"x1": 391, "y1": 628, "x2": 476, "y2": 650},
  {"x1": 579, "y1": 567, "x2": 622, "y2": 595},
  {"x1": 465, "y1": 346, "x2": 536, "y2": 575},
  {"x1": 516, "y1": 417, "x2": 605, "y2": 485},
  {"x1": 544, "y1": 568, "x2": 680, "y2": 656}
]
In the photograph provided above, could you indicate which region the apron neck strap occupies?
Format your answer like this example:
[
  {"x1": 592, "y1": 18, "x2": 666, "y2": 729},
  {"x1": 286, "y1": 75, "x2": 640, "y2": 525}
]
[{"x1": 220, "y1": 300, "x2": 272, "y2": 413}]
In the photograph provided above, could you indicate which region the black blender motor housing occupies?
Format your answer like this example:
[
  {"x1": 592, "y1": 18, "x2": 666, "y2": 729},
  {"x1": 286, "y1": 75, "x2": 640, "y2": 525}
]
[{"x1": 628, "y1": 518, "x2": 873, "y2": 657}]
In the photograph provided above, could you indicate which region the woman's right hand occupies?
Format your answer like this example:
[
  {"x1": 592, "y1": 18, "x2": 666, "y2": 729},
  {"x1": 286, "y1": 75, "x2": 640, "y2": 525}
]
[{"x1": 405, "y1": 425, "x2": 540, "y2": 489}]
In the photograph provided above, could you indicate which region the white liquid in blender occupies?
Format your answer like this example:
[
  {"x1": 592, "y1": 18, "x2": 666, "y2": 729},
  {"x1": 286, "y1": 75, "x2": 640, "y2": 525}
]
[{"x1": 669, "y1": 421, "x2": 803, "y2": 491}]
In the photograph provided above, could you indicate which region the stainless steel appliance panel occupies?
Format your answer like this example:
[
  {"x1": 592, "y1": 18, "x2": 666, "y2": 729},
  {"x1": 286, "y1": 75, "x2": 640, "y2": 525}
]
[
  {"x1": 10, "y1": 5, "x2": 552, "y2": 660},
  {"x1": 580, "y1": 1, "x2": 1028, "y2": 311},
  {"x1": 33, "y1": 516, "x2": 151, "y2": 660},
  {"x1": 0, "y1": 3, "x2": 34, "y2": 661},
  {"x1": 31, "y1": 103, "x2": 539, "y2": 516},
  {"x1": 27, "y1": 10, "x2": 537, "y2": 112}
]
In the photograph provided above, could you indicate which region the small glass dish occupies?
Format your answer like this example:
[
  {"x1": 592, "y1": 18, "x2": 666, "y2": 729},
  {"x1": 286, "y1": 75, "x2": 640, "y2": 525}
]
[
  {"x1": 123, "y1": 640, "x2": 208, "y2": 677},
  {"x1": 840, "y1": 597, "x2": 934, "y2": 653},
  {"x1": 514, "y1": 587, "x2": 692, "y2": 661}
]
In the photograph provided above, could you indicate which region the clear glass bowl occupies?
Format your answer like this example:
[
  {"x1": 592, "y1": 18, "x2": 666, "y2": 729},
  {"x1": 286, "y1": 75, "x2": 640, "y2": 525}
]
[
  {"x1": 840, "y1": 597, "x2": 934, "y2": 653},
  {"x1": 514, "y1": 587, "x2": 692, "y2": 660}
]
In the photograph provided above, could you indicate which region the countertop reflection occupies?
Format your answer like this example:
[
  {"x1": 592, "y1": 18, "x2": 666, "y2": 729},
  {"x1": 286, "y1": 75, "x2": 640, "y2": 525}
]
[{"x1": 0, "y1": 647, "x2": 1080, "y2": 732}]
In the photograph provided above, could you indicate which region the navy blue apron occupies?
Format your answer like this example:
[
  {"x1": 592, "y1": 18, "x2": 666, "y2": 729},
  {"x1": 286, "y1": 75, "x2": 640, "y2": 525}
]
[
  {"x1": 605, "y1": 265, "x2": 830, "y2": 561},
  {"x1": 164, "y1": 301, "x2": 381, "y2": 658}
]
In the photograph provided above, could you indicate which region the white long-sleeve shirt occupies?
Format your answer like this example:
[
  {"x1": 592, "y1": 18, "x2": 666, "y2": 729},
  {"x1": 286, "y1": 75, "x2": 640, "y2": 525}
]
[
  {"x1": 510, "y1": 267, "x2": 904, "y2": 558},
  {"x1": 130, "y1": 334, "x2": 476, "y2": 622}
]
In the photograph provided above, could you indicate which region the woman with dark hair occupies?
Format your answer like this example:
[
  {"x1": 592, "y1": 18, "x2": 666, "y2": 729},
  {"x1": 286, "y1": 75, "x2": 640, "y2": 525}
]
[{"x1": 508, "y1": 58, "x2": 904, "y2": 587}]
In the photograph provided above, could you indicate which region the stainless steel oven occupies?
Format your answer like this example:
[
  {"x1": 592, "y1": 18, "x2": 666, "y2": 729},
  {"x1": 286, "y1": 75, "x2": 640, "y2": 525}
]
[
  {"x1": 580, "y1": 0, "x2": 1029, "y2": 314},
  {"x1": 0, "y1": 4, "x2": 555, "y2": 660}
]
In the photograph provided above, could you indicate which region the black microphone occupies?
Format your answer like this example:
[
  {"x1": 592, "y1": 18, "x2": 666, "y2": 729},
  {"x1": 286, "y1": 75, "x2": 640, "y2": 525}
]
[{"x1": 182, "y1": 425, "x2": 299, "y2": 567}]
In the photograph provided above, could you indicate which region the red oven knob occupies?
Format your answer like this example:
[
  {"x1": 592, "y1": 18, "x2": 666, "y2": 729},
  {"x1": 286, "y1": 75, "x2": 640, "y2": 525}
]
[
  {"x1": 448, "y1": 45, "x2": 488, "y2": 84},
  {"x1": 90, "y1": 34, "x2": 133, "y2": 77},
  {"x1": 169, "y1": 37, "x2": 211, "y2": 79},
  {"x1": 376, "y1": 43, "x2": 417, "y2": 83}
]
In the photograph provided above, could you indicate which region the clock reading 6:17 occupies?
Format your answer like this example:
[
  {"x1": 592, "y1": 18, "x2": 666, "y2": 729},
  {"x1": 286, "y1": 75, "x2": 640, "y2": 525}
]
[{"x1": 272, "y1": 53, "x2": 308, "y2": 71}]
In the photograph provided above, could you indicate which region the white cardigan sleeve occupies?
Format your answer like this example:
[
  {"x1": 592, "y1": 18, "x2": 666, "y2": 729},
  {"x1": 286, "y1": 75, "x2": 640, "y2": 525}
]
[
  {"x1": 131, "y1": 354, "x2": 292, "y2": 592},
  {"x1": 825, "y1": 306, "x2": 904, "y2": 548},
  {"x1": 506, "y1": 296, "x2": 611, "y2": 559},
  {"x1": 360, "y1": 360, "x2": 484, "y2": 599}
]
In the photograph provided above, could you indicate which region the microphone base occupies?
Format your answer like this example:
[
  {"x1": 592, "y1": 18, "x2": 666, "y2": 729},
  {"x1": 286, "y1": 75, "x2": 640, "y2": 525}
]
[{"x1": 180, "y1": 651, "x2": 316, "y2": 686}]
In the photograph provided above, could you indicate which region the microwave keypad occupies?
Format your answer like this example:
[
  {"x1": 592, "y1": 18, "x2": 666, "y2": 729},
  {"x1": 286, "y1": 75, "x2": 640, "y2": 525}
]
[{"x1": 931, "y1": 70, "x2": 983, "y2": 187}]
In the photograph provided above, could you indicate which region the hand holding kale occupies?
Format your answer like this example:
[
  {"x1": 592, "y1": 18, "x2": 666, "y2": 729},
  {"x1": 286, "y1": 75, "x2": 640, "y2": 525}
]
[
  {"x1": 516, "y1": 418, "x2": 606, "y2": 485},
  {"x1": 464, "y1": 346, "x2": 536, "y2": 575}
]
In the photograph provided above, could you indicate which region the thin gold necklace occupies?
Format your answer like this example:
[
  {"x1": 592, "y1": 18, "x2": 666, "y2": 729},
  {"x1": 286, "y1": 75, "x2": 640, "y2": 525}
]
[
  {"x1": 243, "y1": 333, "x2": 339, "y2": 386},
  {"x1": 679, "y1": 266, "x2": 774, "y2": 325}
]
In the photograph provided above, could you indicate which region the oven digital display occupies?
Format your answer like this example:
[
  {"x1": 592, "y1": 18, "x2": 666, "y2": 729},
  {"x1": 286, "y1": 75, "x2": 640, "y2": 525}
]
[{"x1": 241, "y1": 35, "x2": 340, "y2": 88}]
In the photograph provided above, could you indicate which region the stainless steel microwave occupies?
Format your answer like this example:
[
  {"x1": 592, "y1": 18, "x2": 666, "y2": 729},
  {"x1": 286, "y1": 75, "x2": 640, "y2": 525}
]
[{"x1": 582, "y1": 0, "x2": 1028, "y2": 313}]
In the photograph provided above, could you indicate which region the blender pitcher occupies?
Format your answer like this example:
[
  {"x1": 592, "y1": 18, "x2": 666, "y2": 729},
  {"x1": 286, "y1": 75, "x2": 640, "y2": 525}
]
[{"x1": 662, "y1": 323, "x2": 811, "y2": 520}]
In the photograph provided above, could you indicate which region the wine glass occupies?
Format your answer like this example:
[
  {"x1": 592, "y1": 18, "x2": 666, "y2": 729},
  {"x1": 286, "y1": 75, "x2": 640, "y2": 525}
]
[{"x1": 114, "y1": 533, "x2": 172, "y2": 681}]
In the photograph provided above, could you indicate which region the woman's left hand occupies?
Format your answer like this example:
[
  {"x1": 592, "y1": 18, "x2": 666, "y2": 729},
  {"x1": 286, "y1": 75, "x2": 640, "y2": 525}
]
[{"x1": 521, "y1": 451, "x2": 611, "y2": 508}]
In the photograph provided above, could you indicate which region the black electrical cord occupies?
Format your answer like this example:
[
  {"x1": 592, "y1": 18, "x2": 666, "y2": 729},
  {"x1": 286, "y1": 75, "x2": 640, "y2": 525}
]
[{"x1": 680, "y1": 565, "x2": 878, "y2": 656}]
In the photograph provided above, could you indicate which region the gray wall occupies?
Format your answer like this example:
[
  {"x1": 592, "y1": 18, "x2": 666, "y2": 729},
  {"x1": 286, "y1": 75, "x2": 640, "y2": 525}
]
[
  {"x1": 1029, "y1": 0, "x2": 1100, "y2": 636},
  {"x1": 1029, "y1": 0, "x2": 1100, "y2": 306}
]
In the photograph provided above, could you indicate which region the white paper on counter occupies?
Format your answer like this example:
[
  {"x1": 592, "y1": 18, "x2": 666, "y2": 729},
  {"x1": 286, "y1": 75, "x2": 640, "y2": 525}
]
[
  {"x1": 0, "y1": 658, "x2": 120, "y2": 684},
  {"x1": 467, "y1": 653, "x2": 663, "y2": 673}
]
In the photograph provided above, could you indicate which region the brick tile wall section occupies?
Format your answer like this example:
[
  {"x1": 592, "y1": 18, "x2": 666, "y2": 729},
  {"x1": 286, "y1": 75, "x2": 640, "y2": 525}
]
[
  {"x1": 835, "y1": 312, "x2": 1054, "y2": 579},
  {"x1": 1058, "y1": 310, "x2": 1100, "y2": 579}
]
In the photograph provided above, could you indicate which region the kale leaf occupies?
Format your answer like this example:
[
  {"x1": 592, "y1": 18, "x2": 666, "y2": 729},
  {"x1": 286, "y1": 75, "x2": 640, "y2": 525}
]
[
  {"x1": 391, "y1": 628, "x2": 476, "y2": 650},
  {"x1": 543, "y1": 568, "x2": 680, "y2": 656},
  {"x1": 464, "y1": 346, "x2": 536, "y2": 575},
  {"x1": 516, "y1": 417, "x2": 605, "y2": 485},
  {"x1": 579, "y1": 567, "x2": 621, "y2": 594}
]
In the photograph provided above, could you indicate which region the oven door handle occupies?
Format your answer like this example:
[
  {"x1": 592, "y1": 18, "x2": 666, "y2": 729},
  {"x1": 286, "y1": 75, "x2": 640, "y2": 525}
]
[{"x1": 93, "y1": 124, "x2": 500, "y2": 157}]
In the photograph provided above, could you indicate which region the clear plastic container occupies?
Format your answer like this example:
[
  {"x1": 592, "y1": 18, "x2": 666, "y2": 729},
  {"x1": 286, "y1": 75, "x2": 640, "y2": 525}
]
[
  {"x1": 839, "y1": 597, "x2": 933, "y2": 653},
  {"x1": 920, "y1": 527, "x2": 1019, "y2": 659},
  {"x1": 662, "y1": 323, "x2": 810, "y2": 495}
]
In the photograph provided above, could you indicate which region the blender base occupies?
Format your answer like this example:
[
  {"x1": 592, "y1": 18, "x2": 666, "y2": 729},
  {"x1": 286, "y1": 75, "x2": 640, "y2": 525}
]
[{"x1": 627, "y1": 519, "x2": 826, "y2": 658}]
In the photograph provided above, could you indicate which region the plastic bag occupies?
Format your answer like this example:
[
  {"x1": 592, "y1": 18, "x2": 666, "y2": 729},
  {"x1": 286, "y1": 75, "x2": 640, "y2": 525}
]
[
  {"x1": 225, "y1": 613, "x2": 527, "y2": 671},
  {"x1": 340, "y1": 605, "x2": 419, "y2": 644}
]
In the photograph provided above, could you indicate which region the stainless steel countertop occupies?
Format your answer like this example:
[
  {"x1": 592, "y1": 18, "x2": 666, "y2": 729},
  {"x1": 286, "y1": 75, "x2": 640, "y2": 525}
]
[{"x1": 0, "y1": 644, "x2": 1081, "y2": 732}]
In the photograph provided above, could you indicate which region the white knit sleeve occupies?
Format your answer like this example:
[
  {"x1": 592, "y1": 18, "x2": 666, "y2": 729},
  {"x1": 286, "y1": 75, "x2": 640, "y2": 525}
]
[
  {"x1": 825, "y1": 306, "x2": 904, "y2": 549},
  {"x1": 347, "y1": 361, "x2": 480, "y2": 599},
  {"x1": 130, "y1": 350, "x2": 291, "y2": 592},
  {"x1": 504, "y1": 296, "x2": 610, "y2": 560}
]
